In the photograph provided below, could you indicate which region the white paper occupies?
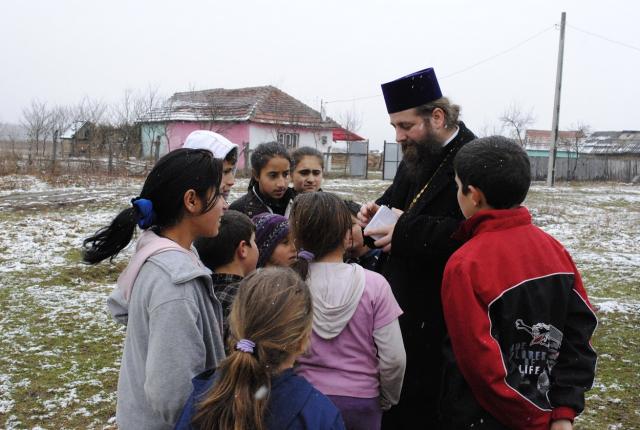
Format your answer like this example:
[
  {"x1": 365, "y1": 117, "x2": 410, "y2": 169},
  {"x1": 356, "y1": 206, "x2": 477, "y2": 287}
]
[{"x1": 364, "y1": 205, "x2": 399, "y2": 240}]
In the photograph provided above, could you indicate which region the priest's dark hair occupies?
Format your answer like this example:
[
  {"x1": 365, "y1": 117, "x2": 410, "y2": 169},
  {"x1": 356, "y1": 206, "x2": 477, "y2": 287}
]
[{"x1": 415, "y1": 97, "x2": 461, "y2": 129}]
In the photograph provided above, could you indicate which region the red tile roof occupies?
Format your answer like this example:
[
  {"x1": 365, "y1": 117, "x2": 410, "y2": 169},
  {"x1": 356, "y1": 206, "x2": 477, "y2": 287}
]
[
  {"x1": 139, "y1": 85, "x2": 340, "y2": 129},
  {"x1": 525, "y1": 129, "x2": 584, "y2": 143}
]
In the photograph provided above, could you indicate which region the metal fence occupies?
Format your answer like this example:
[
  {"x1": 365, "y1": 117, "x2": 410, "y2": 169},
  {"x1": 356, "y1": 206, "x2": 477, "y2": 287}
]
[
  {"x1": 383, "y1": 141, "x2": 402, "y2": 180},
  {"x1": 531, "y1": 155, "x2": 640, "y2": 182}
]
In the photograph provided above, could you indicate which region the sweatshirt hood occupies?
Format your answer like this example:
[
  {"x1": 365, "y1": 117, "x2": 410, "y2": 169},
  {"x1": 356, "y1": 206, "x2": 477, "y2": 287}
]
[
  {"x1": 107, "y1": 230, "x2": 205, "y2": 324},
  {"x1": 307, "y1": 262, "x2": 365, "y2": 339}
]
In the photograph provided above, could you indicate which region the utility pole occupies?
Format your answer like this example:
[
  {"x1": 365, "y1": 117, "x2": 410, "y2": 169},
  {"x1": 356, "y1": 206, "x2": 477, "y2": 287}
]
[{"x1": 547, "y1": 11, "x2": 566, "y2": 187}]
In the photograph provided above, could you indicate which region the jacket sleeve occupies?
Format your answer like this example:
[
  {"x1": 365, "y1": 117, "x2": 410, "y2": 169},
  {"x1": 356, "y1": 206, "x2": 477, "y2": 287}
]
[
  {"x1": 548, "y1": 266, "x2": 598, "y2": 421},
  {"x1": 391, "y1": 211, "x2": 462, "y2": 260},
  {"x1": 442, "y1": 259, "x2": 537, "y2": 430},
  {"x1": 106, "y1": 288, "x2": 129, "y2": 325},
  {"x1": 228, "y1": 194, "x2": 247, "y2": 213},
  {"x1": 375, "y1": 182, "x2": 395, "y2": 207},
  {"x1": 144, "y1": 296, "x2": 206, "y2": 426},
  {"x1": 373, "y1": 319, "x2": 406, "y2": 409}
]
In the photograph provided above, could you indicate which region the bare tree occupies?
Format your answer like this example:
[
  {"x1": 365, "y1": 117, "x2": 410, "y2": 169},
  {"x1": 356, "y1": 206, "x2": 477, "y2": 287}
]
[
  {"x1": 477, "y1": 121, "x2": 504, "y2": 138},
  {"x1": 138, "y1": 89, "x2": 171, "y2": 162},
  {"x1": 339, "y1": 107, "x2": 362, "y2": 134},
  {"x1": 499, "y1": 103, "x2": 536, "y2": 146},
  {"x1": 21, "y1": 99, "x2": 51, "y2": 163},
  {"x1": 48, "y1": 105, "x2": 72, "y2": 171},
  {"x1": 110, "y1": 88, "x2": 155, "y2": 159},
  {"x1": 566, "y1": 122, "x2": 590, "y2": 180}
]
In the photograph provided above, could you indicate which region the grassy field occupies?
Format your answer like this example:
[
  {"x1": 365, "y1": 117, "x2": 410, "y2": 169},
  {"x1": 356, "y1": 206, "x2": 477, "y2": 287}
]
[{"x1": 0, "y1": 175, "x2": 638, "y2": 429}]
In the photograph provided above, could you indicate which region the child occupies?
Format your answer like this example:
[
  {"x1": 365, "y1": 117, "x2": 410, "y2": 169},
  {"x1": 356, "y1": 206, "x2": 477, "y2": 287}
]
[
  {"x1": 174, "y1": 267, "x2": 346, "y2": 430},
  {"x1": 440, "y1": 136, "x2": 597, "y2": 430},
  {"x1": 82, "y1": 148, "x2": 227, "y2": 429},
  {"x1": 229, "y1": 141, "x2": 295, "y2": 217},
  {"x1": 194, "y1": 210, "x2": 259, "y2": 332},
  {"x1": 290, "y1": 192, "x2": 406, "y2": 430},
  {"x1": 253, "y1": 212, "x2": 297, "y2": 268},
  {"x1": 343, "y1": 200, "x2": 383, "y2": 272},
  {"x1": 291, "y1": 146, "x2": 324, "y2": 193},
  {"x1": 183, "y1": 130, "x2": 239, "y2": 200}
]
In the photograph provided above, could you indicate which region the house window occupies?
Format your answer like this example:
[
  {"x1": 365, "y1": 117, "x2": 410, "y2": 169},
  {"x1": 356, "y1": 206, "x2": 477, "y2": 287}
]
[{"x1": 278, "y1": 132, "x2": 299, "y2": 149}]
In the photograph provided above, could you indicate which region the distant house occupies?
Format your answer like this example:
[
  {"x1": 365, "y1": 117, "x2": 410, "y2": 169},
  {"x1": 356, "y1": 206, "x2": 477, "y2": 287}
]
[
  {"x1": 580, "y1": 131, "x2": 640, "y2": 158},
  {"x1": 524, "y1": 129, "x2": 585, "y2": 158},
  {"x1": 525, "y1": 129, "x2": 640, "y2": 182},
  {"x1": 60, "y1": 121, "x2": 93, "y2": 156},
  {"x1": 137, "y1": 86, "x2": 348, "y2": 168}
]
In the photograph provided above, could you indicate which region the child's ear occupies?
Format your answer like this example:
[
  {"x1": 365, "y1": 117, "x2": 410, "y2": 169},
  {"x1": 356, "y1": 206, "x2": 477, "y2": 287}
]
[
  {"x1": 251, "y1": 168, "x2": 259, "y2": 181},
  {"x1": 236, "y1": 240, "x2": 248, "y2": 259},
  {"x1": 342, "y1": 229, "x2": 352, "y2": 251},
  {"x1": 183, "y1": 189, "x2": 199, "y2": 214},
  {"x1": 467, "y1": 185, "x2": 485, "y2": 208}
]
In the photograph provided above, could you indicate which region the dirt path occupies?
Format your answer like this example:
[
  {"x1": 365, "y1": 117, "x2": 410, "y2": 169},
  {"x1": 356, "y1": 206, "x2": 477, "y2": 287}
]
[{"x1": 0, "y1": 187, "x2": 140, "y2": 211}]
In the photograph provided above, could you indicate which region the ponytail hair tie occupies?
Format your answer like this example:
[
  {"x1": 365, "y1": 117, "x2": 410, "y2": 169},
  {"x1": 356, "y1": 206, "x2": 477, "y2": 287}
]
[
  {"x1": 131, "y1": 197, "x2": 156, "y2": 229},
  {"x1": 236, "y1": 339, "x2": 255, "y2": 354},
  {"x1": 298, "y1": 250, "x2": 315, "y2": 262}
]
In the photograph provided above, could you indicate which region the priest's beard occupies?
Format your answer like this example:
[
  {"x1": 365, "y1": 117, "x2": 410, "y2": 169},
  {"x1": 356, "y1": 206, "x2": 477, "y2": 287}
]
[{"x1": 401, "y1": 127, "x2": 443, "y2": 179}]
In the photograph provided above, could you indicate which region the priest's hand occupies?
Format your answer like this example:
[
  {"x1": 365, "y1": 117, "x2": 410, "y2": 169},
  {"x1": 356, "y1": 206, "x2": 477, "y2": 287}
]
[
  {"x1": 365, "y1": 223, "x2": 395, "y2": 253},
  {"x1": 357, "y1": 201, "x2": 379, "y2": 227}
]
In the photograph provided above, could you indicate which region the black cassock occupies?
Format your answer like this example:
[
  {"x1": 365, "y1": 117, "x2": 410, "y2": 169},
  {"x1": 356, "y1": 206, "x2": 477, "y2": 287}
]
[{"x1": 377, "y1": 122, "x2": 476, "y2": 429}]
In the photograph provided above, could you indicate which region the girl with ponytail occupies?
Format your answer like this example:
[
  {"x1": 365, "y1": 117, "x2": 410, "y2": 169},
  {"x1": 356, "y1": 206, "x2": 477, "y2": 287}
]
[
  {"x1": 290, "y1": 192, "x2": 406, "y2": 430},
  {"x1": 83, "y1": 148, "x2": 227, "y2": 429},
  {"x1": 175, "y1": 267, "x2": 345, "y2": 430}
]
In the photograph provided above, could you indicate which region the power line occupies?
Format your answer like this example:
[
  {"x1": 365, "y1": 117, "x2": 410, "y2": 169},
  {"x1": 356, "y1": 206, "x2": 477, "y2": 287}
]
[
  {"x1": 440, "y1": 25, "x2": 555, "y2": 79},
  {"x1": 324, "y1": 24, "x2": 556, "y2": 105},
  {"x1": 324, "y1": 94, "x2": 381, "y2": 104},
  {"x1": 567, "y1": 24, "x2": 640, "y2": 54}
]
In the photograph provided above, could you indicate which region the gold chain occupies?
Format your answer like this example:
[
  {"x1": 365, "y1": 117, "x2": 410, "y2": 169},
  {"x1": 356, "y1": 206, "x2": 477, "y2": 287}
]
[{"x1": 407, "y1": 150, "x2": 455, "y2": 211}]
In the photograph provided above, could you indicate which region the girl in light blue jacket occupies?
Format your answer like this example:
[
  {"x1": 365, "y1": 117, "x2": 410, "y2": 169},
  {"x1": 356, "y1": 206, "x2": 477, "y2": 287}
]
[{"x1": 83, "y1": 148, "x2": 227, "y2": 429}]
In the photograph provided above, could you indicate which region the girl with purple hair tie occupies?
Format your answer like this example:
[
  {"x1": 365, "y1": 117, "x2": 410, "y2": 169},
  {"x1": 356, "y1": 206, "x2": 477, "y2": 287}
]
[
  {"x1": 289, "y1": 192, "x2": 407, "y2": 430},
  {"x1": 175, "y1": 267, "x2": 345, "y2": 430}
]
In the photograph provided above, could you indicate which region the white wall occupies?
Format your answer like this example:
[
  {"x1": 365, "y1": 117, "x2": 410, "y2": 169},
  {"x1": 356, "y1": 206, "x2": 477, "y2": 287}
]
[{"x1": 249, "y1": 124, "x2": 333, "y2": 152}]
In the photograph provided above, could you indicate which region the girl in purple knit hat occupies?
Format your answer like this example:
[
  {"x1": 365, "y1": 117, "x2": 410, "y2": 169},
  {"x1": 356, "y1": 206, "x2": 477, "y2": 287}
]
[{"x1": 252, "y1": 212, "x2": 297, "y2": 268}]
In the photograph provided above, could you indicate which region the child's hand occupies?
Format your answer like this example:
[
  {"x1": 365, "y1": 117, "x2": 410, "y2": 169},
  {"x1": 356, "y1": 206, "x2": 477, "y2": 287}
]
[
  {"x1": 379, "y1": 395, "x2": 392, "y2": 411},
  {"x1": 550, "y1": 419, "x2": 572, "y2": 430}
]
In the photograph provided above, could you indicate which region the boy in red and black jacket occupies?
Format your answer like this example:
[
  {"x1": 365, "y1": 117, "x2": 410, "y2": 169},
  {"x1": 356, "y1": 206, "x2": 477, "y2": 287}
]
[{"x1": 439, "y1": 136, "x2": 597, "y2": 430}]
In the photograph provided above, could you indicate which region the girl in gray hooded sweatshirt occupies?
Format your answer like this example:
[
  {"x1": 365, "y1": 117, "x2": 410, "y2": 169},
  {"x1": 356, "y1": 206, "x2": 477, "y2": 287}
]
[
  {"x1": 290, "y1": 192, "x2": 407, "y2": 430},
  {"x1": 82, "y1": 148, "x2": 227, "y2": 429}
]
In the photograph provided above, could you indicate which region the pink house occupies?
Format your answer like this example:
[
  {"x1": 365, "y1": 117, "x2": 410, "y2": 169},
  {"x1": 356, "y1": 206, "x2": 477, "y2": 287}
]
[{"x1": 138, "y1": 86, "x2": 343, "y2": 169}]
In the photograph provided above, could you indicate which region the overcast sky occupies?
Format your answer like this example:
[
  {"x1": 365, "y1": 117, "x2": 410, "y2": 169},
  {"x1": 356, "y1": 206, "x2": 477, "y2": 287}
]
[{"x1": 2, "y1": 0, "x2": 639, "y2": 150}]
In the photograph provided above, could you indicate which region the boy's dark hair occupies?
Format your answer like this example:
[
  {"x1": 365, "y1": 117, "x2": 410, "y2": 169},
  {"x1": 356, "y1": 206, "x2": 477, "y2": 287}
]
[
  {"x1": 194, "y1": 210, "x2": 255, "y2": 271},
  {"x1": 82, "y1": 148, "x2": 222, "y2": 264},
  {"x1": 225, "y1": 147, "x2": 238, "y2": 165},
  {"x1": 343, "y1": 200, "x2": 361, "y2": 217},
  {"x1": 248, "y1": 142, "x2": 291, "y2": 190},
  {"x1": 291, "y1": 146, "x2": 324, "y2": 170},
  {"x1": 290, "y1": 192, "x2": 352, "y2": 278},
  {"x1": 454, "y1": 136, "x2": 531, "y2": 209}
]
